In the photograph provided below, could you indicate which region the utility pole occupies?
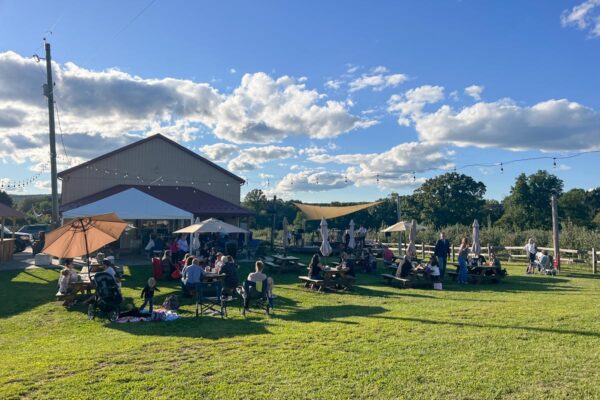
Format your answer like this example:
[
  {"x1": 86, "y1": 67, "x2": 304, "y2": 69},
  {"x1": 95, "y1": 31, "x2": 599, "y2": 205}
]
[
  {"x1": 551, "y1": 194, "x2": 560, "y2": 271},
  {"x1": 43, "y1": 41, "x2": 59, "y2": 227}
]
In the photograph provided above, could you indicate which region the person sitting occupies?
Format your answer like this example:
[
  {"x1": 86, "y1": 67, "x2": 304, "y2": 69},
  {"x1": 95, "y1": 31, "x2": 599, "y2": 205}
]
[
  {"x1": 58, "y1": 268, "x2": 73, "y2": 295},
  {"x1": 308, "y1": 254, "x2": 324, "y2": 280},
  {"x1": 218, "y1": 255, "x2": 238, "y2": 296},
  {"x1": 181, "y1": 258, "x2": 204, "y2": 297},
  {"x1": 489, "y1": 251, "x2": 507, "y2": 277},
  {"x1": 214, "y1": 252, "x2": 225, "y2": 271},
  {"x1": 397, "y1": 256, "x2": 413, "y2": 278},
  {"x1": 161, "y1": 250, "x2": 176, "y2": 277},
  {"x1": 535, "y1": 250, "x2": 550, "y2": 272},
  {"x1": 32, "y1": 231, "x2": 46, "y2": 256},
  {"x1": 102, "y1": 259, "x2": 121, "y2": 287},
  {"x1": 424, "y1": 256, "x2": 441, "y2": 283},
  {"x1": 241, "y1": 261, "x2": 274, "y2": 309},
  {"x1": 382, "y1": 246, "x2": 394, "y2": 264}
]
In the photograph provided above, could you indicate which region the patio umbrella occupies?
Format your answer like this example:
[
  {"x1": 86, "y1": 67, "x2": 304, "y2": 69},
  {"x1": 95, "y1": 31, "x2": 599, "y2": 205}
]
[
  {"x1": 472, "y1": 219, "x2": 481, "y2": 256},
  {"x1": 43, "y1": 213, "x2": 127, "y2": 276},
  {"x1": 348, "y1": 219, "x2": 356, "y2": 249},
  {"x1": 174, "y1": 218, "x2": 248, "y2": 234},
  {"x1": 406, "y1": 219, "x2": 417, "y2": 258},
  {"x1": 282, "y1": 217, "x2": 289, "y2": 254},
  {"x1": 191, "y1": 216, "x2": 201, "y2": 255},
  {"x1": 319, "y1": 217, "x2": 332, "y2": 257}
]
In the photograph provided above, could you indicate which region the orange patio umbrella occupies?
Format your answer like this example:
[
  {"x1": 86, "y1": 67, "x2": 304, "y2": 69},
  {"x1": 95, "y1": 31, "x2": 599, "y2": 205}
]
[{"x1": 43, "y1": 213, "x2": 128, "y2": 265}]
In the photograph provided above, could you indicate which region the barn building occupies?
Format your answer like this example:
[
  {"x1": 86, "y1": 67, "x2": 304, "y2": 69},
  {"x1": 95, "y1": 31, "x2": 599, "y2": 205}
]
[{"x1": 58, "y1": 134, "x2": 251, "y2": 252}]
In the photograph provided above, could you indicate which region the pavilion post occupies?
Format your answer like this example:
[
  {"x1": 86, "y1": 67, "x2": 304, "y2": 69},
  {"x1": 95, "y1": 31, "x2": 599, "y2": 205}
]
[
  {"x1": 0, "y1": 216, "x2": 5, "y2": 262},
  {"x1": 592, "y1": 247, "x2": 597, "y2": 274},
  {"x1": 396, "y1": 195, "x2": 402, "y2": 257}
]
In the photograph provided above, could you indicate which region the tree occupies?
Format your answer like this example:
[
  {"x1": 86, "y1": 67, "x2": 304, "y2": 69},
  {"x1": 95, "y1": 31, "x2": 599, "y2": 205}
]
[
  {"x1": 560, "y1": 189, "x2": 592, "y2": 227},
  {"x1": 482, "y1": 199, "x2": 504, "y2": 226},
  {"x1": 0, "y1": 191, "x2": 13, "y2": 207},
  {"x1": 414, "y1": 172, "x2": 486, "y2": 228},
  {"x1": 499, "y1": 170, "x2": 563, "y2": 229},
  {"x1": 242, "y1": 189, "x2": 269, "y2": 228}
]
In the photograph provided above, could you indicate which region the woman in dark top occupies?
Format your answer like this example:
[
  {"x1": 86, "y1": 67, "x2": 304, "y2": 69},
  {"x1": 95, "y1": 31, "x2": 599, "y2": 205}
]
[
  {"x1": 219, "y1": 255, "x2": 239, "y2": 293},
  {"x1": 309, "y1": 254, "x2": 323, "y2": 279},
  {"x1": 398, "y1": 256, "x2": 413, "y2": 278}
]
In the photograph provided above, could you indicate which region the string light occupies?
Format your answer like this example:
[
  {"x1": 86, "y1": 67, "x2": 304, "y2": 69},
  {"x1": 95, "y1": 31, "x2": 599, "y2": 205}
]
[
  {"x1": 553, "y1": 158, "x2": 557, "y2": 169},
  {"x1": 500, "y1": 163, "x2": 504, "y2": 174}
]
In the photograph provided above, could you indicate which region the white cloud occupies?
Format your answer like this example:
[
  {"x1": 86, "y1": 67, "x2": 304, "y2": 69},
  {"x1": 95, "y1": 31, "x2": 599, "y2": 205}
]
[
  {"x1": 414, "y1": 98, "x2": 600, "y2": 151},
  {"x1": 464, "y1": 85, "x2": 484, "y2": 101},
  {"x1": 299, "y1": 146, "x2": 327, "y2": 156},
  {"x1": 273, "y1": 169, "x2": 352, "y2": 196},
  {"x1": 229, "y1": 68, "x2": 237, "y2": 74},
  {"x1": 325, "y1": 79, "x2": 342, "y2": 90},
  {"x1": 0, "y1": 51, "x2": 376, "y2": 166},
  {"x1": 387, "y1": 85, "x2": 445, "y2": 125},
  {"x1": 307, "y1": 141, "x2": 454, "y2": 189},
  {"x1": 561, "y1": 0, "x2": 600, "y2": 37},
  {"x1": 349, "y1": 71, "x2": 408, "y2": 92},
  {"x1": 199, "y1": 143, "x2": 239, "y2": 162},
  {"x1": 227, "y1": 145, "x2": 296, "y2": 171}
]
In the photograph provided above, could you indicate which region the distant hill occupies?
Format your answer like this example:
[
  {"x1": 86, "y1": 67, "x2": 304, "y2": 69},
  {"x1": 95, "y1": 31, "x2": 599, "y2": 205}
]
[{"x1": 10, "y1": 194, "x2": 52, "y2": 205}]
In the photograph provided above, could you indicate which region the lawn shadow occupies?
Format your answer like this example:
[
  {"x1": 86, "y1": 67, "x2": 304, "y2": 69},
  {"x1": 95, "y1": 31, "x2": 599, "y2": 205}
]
[
  {"x1": 398, "y1": 316, "x2": 600, "y2": 338},
  {"x1": 442, "y1": 274, "x2": 581, "y2": 293},
  {"x1": 279, "y1": 304, "x2": 389, "y2": 325},
  {"x1": 0, "y1": 268, "x2": 61, "y2": 319}
]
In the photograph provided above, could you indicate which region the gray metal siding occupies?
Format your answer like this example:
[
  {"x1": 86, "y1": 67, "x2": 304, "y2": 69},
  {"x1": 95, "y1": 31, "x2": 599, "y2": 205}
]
[{"x1": 60, "y1": 139, "x2": 240, "y2": 205}]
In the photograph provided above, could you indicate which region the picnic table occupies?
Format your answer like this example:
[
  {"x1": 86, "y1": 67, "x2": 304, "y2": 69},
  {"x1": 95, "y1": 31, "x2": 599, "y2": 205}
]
[
  {"x1": 195, "y1": 273, "x2": 232, "y2": 317},
  {"x1": 267, "y1": 254, "x2": 305, "y2": 273},
  {"x1": 449, "y1": 263, "x2": 504, "y2": 284}
]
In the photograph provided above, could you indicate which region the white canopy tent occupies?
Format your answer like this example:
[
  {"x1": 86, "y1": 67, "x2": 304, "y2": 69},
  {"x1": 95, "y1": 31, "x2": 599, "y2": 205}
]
[
  {"x1": 174, "y1": 218, "x2": 249, "y2": 234},
  {"x1": 62, "y1": 188, "x2": 193, "y2": 220}
]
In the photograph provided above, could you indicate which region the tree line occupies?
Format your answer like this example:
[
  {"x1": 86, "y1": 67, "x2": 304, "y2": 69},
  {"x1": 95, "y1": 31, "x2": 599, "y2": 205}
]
[{"x1": 242, "y1": 170, "x2": 600, "y2": 232}]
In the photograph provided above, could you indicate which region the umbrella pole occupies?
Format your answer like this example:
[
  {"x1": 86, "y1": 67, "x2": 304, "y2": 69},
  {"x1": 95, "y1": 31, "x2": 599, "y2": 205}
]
[{"x1": 80, "y1": 219, "x2": 91, "y2": 281}]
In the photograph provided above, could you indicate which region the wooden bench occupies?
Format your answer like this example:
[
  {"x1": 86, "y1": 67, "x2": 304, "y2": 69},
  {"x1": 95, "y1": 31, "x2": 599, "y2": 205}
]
[
  {"x1": 296, "y1": 262, "x2": 307, "y2": 268},
  {"x1": 263, "y1": 261, "x2": 280, "y2": 272},
  {"x1": 299, "y1": 276, "x2": 324, "y2": 291},
  {"x1": 381, "y1": 274, "x2": 411, "y2": 288}
]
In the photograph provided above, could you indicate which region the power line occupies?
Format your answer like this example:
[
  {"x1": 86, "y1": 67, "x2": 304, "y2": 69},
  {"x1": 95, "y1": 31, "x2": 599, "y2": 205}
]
[{"x1": 54, "y1": 100, "x2": 72, "y2": 166}]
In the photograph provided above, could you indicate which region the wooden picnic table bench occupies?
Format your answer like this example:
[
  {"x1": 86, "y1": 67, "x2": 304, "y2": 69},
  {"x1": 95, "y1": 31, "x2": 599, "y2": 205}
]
[
  {"x1": 299, "y1": 275, "x2": 324, "y2": 291},
  {"x1": 381, "y1": 274, "x2": 411, "y2": 288}
]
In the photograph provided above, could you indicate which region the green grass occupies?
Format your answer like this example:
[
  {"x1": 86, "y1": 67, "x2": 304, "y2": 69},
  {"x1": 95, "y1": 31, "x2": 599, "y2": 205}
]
[{"x1": 1, "y1": 256, "x2": 599, "y2": 400}]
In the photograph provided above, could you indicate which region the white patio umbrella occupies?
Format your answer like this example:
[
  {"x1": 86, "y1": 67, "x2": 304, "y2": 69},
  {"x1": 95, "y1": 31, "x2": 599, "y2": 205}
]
[
  {"x1": 348, "y1": 219, "x2": 356, "y2": 249},
  {"x1": 174, "y1": 218, "x2": 249, "y2": 234},
  {"x1": 472, "y1": 219, "x2": 481, "y2": 256},
  {"x1": 406, "y1": 219, "x2": 417, "y2": 257},
  {"x1": 191, "y1": 216, "x2": 201, "y2": 255},
  {"x1": 319, "y1": 217, "x2": 332, "y2": 257}
]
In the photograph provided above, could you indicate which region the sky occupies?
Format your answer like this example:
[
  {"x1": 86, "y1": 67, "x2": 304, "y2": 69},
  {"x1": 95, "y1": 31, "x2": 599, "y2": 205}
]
[{"x1": 1, "y1": 0, "x2": 599, "y2": 202}]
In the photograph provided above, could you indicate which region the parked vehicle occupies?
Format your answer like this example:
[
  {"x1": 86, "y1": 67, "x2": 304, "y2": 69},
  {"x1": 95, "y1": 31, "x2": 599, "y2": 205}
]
[
  {"x1": 17, "y1": 224, "x2": 51, "y2": 240},
  {"x1": 0, "y1": 226, "x2": 32, "y2": 253}
]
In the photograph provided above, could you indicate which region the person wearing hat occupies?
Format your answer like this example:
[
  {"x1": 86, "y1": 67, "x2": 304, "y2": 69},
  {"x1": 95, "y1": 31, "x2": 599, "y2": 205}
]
[{"x1": 140, "y1": 277, "x2": 160, "y2": 314}]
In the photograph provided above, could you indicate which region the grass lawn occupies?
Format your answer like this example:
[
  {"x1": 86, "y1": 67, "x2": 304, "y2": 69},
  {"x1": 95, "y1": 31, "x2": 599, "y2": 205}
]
[{"x1": 1, "y1": 256, "x2": 599, "y2": 399}]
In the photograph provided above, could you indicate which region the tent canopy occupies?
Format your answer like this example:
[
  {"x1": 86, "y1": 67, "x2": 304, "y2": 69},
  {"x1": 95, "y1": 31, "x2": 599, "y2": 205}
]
[
  {"x1": 62, "y1": 188, "x2": 193, "y2": 220},
  {"x1": 294, "y1": 201, "x2": 382, "y2": 221},
  {"x1": 382, "y1": 221, "x2": 426, "y2": 233},
  {"x1": 0, "y1": 203, "x2": 26, "y2": 219}
]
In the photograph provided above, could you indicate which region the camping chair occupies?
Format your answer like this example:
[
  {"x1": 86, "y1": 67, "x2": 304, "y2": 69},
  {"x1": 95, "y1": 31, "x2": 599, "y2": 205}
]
[
  {"x1": 195, "y1": 281, "x2": 227, "y2": 318},
  {"x1": 237, "y1": 279, "x2": 273, "y2": 316}
]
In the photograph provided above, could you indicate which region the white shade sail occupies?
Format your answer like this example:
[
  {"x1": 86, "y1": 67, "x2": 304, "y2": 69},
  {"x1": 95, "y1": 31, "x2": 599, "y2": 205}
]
[{"x1": 62, "y1": 188, "x2": 193, "y2": 220}]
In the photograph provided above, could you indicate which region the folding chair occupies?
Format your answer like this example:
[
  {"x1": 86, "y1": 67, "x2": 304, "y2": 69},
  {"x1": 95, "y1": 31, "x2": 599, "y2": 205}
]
[
  {"x1": 237, "y1": 279, "x2": 273, "y2": 316},
  {"x1": 195, "y1": 281, "x2": 227, "y2": 318}
]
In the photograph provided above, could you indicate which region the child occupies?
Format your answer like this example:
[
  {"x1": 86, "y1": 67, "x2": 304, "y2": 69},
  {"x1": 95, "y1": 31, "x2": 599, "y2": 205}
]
[
  {"x1": 140, "y1": 277, "x2": 160, "y2": 314},
  {"x1": 425, "y1": 256, "x2": 441, "y2": 288},
  {"x1": 58, "y1": 269, "x2": 72, "y2": 294}
]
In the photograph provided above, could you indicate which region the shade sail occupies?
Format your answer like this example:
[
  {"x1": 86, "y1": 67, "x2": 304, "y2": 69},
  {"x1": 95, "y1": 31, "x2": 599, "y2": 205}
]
[
  {"x1": 62, "y1": 188, "x2": 193, "y2": 220},
  {"x1": 43, "y1": 213, "x2": 127, "y2": 258},
  {"x1": 174, "y1": 218, "x2": 248, "y2": 234},
  {"x1": 382, "y1": 221, "x2": 426, "y2": 233},
  {"x1": 294, "y1": 201, "x2": 382, "y2": 220}
]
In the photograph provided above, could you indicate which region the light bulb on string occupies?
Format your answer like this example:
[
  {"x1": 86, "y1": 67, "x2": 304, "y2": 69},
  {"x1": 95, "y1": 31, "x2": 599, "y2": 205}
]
[
  {"x1": 376, "y1": 174, "x2": 380, "y2": 183},
  {"x1": 553, "y1": 158, "x2": 557, "y2": 169},
  {"x1": 413, "y1": 171, "x2": 416, "y2": 182},
  {"x1": 500, "y1": 163, "x2": 504, "y2": 174}
]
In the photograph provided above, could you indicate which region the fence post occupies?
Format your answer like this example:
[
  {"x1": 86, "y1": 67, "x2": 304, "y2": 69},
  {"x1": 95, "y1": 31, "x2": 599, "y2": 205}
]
[
  {"x1": 421, "y1": 242, "x2": 425, "y2": 260},
  {"x1": 487, "y1": 244, "x2": 491, "y2": 258},
  {"x1": 451, "y1": 246, "x2": 455, "y2": 262},
  {"x1": 592, "y1": 247, "x2": 598, "y2": 274}
]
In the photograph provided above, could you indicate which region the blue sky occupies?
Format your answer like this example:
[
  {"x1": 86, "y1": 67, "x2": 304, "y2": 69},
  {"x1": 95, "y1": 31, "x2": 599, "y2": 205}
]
[{"x1": 1, "y1": 0, "x2": 599, "y2": 202}]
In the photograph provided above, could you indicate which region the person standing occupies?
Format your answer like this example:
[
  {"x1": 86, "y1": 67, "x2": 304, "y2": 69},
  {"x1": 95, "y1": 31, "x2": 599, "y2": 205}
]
[
  {"x1": 358, "y1": 225, "x2": 367, "y2": 248},
  {"x1": 457, "y1": 238, "x2": 470, "y2": 284},
  {"x1": 434, "y1": 232, "x2": 451, "y2": 279},
  {"x1": 525, "y1": 238, "x2": 537, "y2": 274},
  {"x1": 140, "y1": 277, "x2": 160, "y2": 314},
  {"x1": 177, "y1": 235, "x2": 189, "y2": 263}
]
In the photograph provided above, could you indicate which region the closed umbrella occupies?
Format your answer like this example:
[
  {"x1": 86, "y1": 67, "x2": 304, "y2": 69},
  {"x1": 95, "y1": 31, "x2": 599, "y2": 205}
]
[
  {"x1": 406, "y1": 219, "x2": 417, "y2": 258},
  {"x1": 43, "y1": 213, "x2": 128, "y2": 276},
  {"x1": 472, "y1": 219, "x2": 481, "y2": 256},
  {"x1": 348, "y1": 219, "x2": 356, "y2": 249},
  {"x1": 319, "y1": 217, "x2": 332, "y2": 257}
]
